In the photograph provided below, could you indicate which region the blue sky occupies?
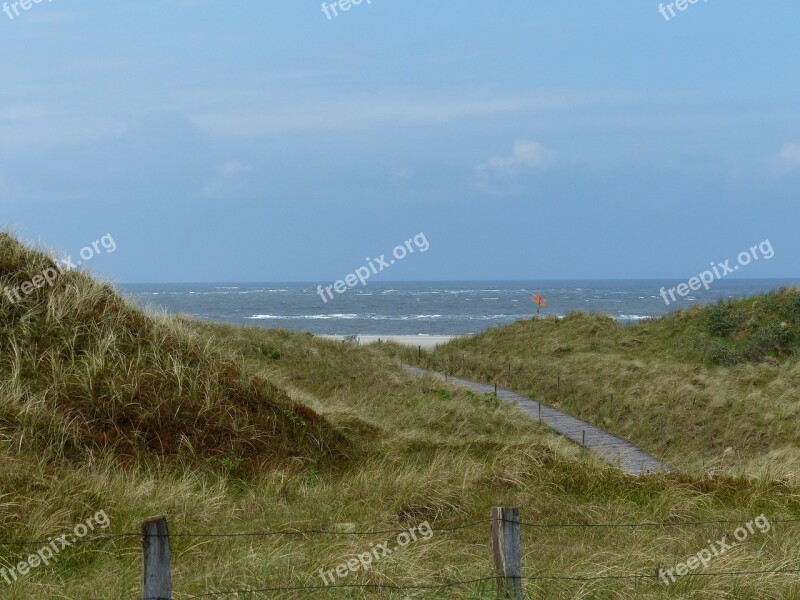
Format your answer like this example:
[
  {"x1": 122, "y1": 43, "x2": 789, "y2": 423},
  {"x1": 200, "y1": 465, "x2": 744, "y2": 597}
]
[{"x1": 1, "y1": 0, "x2": 799, "y2": 283}]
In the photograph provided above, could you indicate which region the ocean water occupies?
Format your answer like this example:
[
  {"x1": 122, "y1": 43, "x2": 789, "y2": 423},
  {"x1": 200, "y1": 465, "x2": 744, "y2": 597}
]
[{"x1": 117, "y1": 279, "x2": 798, "y2": 336}]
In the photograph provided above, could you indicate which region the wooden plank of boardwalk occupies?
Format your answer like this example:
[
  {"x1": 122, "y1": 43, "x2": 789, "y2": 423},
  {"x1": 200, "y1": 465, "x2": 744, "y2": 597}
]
[{"x1": 402, "y1": 364, "x2": 671, "y2": 476}]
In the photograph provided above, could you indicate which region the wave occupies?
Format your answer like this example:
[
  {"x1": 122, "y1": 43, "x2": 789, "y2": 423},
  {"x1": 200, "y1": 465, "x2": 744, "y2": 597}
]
[
  {"x1": 245, "y1": 313, "x2": 526, "y2": 321},
  {"x1": 247, "y1": 313, "x2": 360, "y2": 320}
]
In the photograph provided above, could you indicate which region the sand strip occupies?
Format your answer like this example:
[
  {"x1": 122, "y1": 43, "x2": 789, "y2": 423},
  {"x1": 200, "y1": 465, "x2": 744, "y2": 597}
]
[{"x1": 318, "y1": 334, "x2": 465, "y2": 349}]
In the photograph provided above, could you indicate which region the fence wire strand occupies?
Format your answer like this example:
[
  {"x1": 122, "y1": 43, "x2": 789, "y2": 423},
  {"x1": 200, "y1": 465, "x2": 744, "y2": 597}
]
[
  {"x1": 6, "y1": 515, "x2": 800, "y2": 598},
  {"x1": 5, "y1": 515, "x2": 800, "y2": 547},
  {"x1": 131, "y1": 567, "x2": 800, "y2": 599}
]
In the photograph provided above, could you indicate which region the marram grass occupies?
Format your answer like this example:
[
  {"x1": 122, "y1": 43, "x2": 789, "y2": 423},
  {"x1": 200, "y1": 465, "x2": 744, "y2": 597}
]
[
  {"x1": 1, "y1": 233, "x2": 799, "y2": 598},
  {"x1": 384, "y1": 288, "x2": 800, "y2": 480}
]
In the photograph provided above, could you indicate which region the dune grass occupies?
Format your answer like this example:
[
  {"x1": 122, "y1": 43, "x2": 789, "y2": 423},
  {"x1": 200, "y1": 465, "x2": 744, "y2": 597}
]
[
  {"x1": 2, "y1": 234, "x2": 800, "y2": 598},
  {"x1": 383, "y1": 288, "x2": 800, "y2": 479},
  {"x1": 2, "y1": 322, "x2": 800, "y2": 599},
  {"x1": 0, "y1": 232, "x2": 345, "y2": 470}
]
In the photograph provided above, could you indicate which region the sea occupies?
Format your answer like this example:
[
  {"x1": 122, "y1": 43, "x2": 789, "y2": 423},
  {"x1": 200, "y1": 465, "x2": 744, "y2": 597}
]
[{"x1": 117, "y1": 279, "x2": 798, "y2": 336}]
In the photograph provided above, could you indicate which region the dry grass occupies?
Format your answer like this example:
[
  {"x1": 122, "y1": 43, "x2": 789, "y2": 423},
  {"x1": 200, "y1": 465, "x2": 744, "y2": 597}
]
[
  {"x1": 1, "y1": 233, "x2": 800, "y2": 598},
  {"x1": 384, "y1": 288, "x2": 800, "y2": 479},
  {"x1": 0, "y1": 232, "x2": 345, "y2": 470}
]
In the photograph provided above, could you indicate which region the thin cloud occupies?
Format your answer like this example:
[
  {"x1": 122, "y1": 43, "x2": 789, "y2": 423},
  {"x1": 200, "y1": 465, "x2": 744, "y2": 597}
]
[
  {"x1": 202, "y1": 161, "x2": 252, "y2": 198},
  {"x1": 221, "y1": 161, "x2": 252, "y2": 177},
  {"x1": 189, "y1": 90, "x2": 621, "y2": 138},
  {"x1": 777, "y1": 143, "x2": 800, "y2": 169},
  {"x1": 479, "y1": 140, "x2": 556, "y2": 171},
  {"x1": 475, "y1": 140, "x2": 555, "y2": 194}
]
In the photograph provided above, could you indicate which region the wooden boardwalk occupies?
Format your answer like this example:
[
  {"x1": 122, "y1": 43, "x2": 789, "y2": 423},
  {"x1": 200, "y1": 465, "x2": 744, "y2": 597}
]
[{"x1": 402, "y1": 365, "x2": 671, "y2": 476}]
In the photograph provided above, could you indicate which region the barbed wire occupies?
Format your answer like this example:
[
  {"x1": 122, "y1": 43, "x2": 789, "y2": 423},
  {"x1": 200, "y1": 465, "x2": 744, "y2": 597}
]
[
  {"x1": 130, "y1": 567, "x2": 800, "y2": 599},
  {"x1": 11, "y1": 517, "x2": 798, "y2": 599},
  {"x1": 517, "y1": 516, "x2": 800, "y2": 529},
  {"x1": 3, "y1": 516, "x2": 799, "y2": 547},
  {"x1": 0, "y1": 533, "x2": 140, "y2": 547},
  {"x1": 176, "y1": 577, "x2": 499, "y2": 599},
  {"x1": 0, "y1": 520, "x2": 489, "y2": 547}
]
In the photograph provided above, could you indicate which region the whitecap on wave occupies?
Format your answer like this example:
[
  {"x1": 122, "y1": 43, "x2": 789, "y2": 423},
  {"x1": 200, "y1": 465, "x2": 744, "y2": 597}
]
[{"x1": 246, "y1": 313, "x2": 360, "y2": 320}]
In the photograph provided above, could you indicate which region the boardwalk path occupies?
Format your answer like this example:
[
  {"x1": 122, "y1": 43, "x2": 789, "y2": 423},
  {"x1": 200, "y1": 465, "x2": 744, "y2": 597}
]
[{"x1": 402, "y1": 365, "x2": 670, "y2": 476}]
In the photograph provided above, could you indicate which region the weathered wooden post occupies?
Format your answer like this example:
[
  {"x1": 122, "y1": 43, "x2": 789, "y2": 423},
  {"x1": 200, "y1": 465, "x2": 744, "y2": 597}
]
[
  {"x1": 491, "y1": 507, "x2": 523, "y2": 599},
  {"x1": 142, "y1": 516, "x2": 171, "y2": 600}
]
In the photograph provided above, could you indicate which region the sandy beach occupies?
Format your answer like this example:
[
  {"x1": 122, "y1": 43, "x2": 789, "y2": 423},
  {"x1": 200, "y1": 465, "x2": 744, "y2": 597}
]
[{"x1": 318, "y1": 334, "x2": 466, "y2": 349}]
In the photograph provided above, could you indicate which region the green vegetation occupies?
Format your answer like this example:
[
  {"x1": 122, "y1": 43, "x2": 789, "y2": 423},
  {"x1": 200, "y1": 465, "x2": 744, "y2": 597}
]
[
  {"x1": 0, "y1": 232, "x2": 345, "y2": 469},
  {"x1": 1, "y1": 233, "x2": 800, "y2": 598},
  {"x1": 385, "y1": 288, "x2": 800, "y2": 477}
]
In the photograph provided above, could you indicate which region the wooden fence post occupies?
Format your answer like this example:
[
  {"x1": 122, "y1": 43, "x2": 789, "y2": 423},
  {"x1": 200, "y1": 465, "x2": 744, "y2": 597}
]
[
  {"x1": 142, "y1": 516, "x2": 171, "y2": 600},
  {"x1": 491, "y1": 507, "x2": 523, "y2": 599}
]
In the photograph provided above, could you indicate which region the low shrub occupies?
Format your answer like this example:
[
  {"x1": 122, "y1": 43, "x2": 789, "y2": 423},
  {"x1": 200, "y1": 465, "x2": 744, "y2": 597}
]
[
  {"x1": 743, "y1": 322, "x2": 796, "y2": 361},
  {"x1": 705, "y1": 302, "x2": 744, "y2": 337}
]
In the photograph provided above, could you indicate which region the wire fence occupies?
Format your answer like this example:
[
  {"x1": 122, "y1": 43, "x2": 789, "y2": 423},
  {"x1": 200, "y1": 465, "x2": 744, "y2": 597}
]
[
  {"x1": 3, "y1": 513, "x2": 799, "y2": 598},
  {"x1": 8, "y1": 515, "x2": 800, "y2": 546},
  {"x1": 163, "y1": 568, "x2": 800, "y2": 600}
]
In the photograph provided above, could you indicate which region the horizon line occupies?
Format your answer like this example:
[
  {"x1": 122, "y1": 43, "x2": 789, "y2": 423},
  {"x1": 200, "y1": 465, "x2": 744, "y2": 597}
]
[{"x1": 115, "y1": 277, "x2": 800, "y2": 286}]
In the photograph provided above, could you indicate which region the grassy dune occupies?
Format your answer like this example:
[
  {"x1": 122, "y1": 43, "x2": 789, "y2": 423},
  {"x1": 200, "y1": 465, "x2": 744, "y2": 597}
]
[
  {"x1": 385, "y1": 288, "x2": 800, "y2": 478},
  {"x1": 183, "y1": 322, "x2": 800, "y2": 599},
  {"x1": 1, "y1": 234, "x2": 800, "y2": 598},
  {"x1": 0, "y1": 232, "x2": 346, "y2": 470}
]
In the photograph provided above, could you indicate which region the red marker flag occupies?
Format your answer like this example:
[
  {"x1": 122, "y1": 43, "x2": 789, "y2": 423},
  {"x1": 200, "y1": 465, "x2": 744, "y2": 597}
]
[{"x1": 531, "y1": 293, "x2": 547, "y2": 316}]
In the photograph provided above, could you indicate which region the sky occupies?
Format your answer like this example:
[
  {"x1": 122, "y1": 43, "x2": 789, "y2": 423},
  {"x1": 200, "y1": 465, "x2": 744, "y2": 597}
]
[{"x1": 1, "y1": 0, "x2": 799, "y2": 284}]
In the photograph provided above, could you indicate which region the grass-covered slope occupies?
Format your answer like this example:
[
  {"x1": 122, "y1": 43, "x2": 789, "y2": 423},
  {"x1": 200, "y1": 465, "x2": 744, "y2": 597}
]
[
  {"x1": 0, "y1": 232, "x2": 346, "y2": 468},
  {"x1": 637, "y1": 289, "x2": 800, "y2": 366},
  {"x1": 154, "y1": 324, "x2": 800, "y2": 600},
  {"x1": 2, "y1": 234, "x2": 800, "y2": 599},
  {"x1": 387, "y1": 288, "x2": 800, "y2": 477},
  {"x1": 0, "y1": 308, "x2": 799, "y2": 598}
]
